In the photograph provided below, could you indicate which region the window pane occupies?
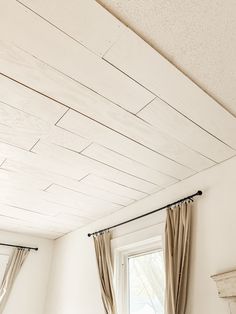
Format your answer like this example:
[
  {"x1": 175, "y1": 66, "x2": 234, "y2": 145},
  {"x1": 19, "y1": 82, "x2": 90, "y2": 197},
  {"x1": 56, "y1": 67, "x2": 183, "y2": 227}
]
[
  {"x1": 128, "y1": 251, "x2": 164, "y2": 314},
  {"x1": 0, "y1": 254, "x2": 9, "y2": 283}
]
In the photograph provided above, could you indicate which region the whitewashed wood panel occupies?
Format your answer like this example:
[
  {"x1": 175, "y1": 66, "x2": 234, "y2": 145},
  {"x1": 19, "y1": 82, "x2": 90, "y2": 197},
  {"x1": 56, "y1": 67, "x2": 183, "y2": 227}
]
[
  {"x1": 0, "y1": 41, "x2": 149, "y2": 122},
  {"x1": 0, "y1": 42, "x2": 213, "y2": 172},
  {"x1": 46, "y1": 183, "x2": 134, "y2": 206},
  {"x1": 0, "y1": 101, "x2": 90, "y2": 153},
  {"x1": 0, "y1": 181, "x2": 110, "y2": 221},
  {"x1": 81, "y1": 174, "x2": 147, "y2": 200},
  {"x1": 59, "y1": 109, "x2": 214, "y2": 172},
  {"x1": 104, "y1": 29, "x2": 236, "y2": 149},
  {"x1": 0, "y1": 142, "x2": 89, "y2": 181},
  {"x1": 0, "y1": 215, "x2": 63, "y2": 239},
  {"x1": 45, "y1": 199, "x2": 115, "y2": 221},
  {"x1": 1, "y1": 159, "x2": 82, "y2": 192},
  {"x1": 45, "y1": 184, "x2": 122, "y2": 217},
  {"x1": 0, "y1": 123, "x2": 38, "y2": 150},
  {"x1": 56, "y1": 110, "x2": 194, "y2": 179},
  {"x1": 0, "y1": 100, "x2": 43, "y2": 134},
  {"x1": 0, "y1": 100, "x2": 39, "y2": 150},
  {"x1": 82, "y1": 143, "x2": 177, "y2": 186},
  {"x1": 45, "y1": 127, "x2": 90, "y2": 153},
  {"x1": 0, "y1": 216, "x2": 71, "y2": 236},
  {"x1": 138, "y1": 98, "x2": 235, "y2": 162},
  {"x1": 18, "y1": 0, "x2": 126, "y2": 57},
  {"x1": 0, "y1": 204, "x2": 74, "y2": 233},
  {"x1": 1, "y1": 159, "x2": 141, "y2": 206},
  {"x1": 32, "y1": 141, "x2": 161, "y2": 193},
  {"x1": 0, "y1": 74, "x2": 66, "y2": 123},
  {"x1": 0, "y1": 1, "x2": 154, "y2": 113},
  {"x1": 0, "y1": 156, "x2": 5, "y2": 166},
  {"x1": 0, "y1": 187, "x2": 60, "y2": 216},
  {"x1": 52, "y1": 213, "x2": 92, "y2": 230},
  {"x1": 4, "y1": 158, "x2": 147, "y2": 201},
  {"x1": 0, "y1": 167, "x2": 51, "y2": 191}
]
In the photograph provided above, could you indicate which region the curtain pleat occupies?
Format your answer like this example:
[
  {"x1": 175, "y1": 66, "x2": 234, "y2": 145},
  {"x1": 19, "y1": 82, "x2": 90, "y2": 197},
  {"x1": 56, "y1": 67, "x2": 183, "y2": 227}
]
[
  {"x1": 165, "y1": 201, "x2": 192, "y2": 314},
  {"x1": 93, "y1": 231, "x2": 116, "y2": 314},
  {"x1": 0, "y1": 247, "x2": 29, "y2": 313}
]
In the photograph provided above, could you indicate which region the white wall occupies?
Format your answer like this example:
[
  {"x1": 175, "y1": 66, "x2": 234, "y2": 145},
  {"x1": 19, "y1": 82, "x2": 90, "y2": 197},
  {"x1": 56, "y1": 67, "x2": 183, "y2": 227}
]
[
  {"x1": 45, "y1": 156, "x2": 236, "y2": 314},
  {"x1": 0, "y1": 230, "x2": 54, "y2": 314}
]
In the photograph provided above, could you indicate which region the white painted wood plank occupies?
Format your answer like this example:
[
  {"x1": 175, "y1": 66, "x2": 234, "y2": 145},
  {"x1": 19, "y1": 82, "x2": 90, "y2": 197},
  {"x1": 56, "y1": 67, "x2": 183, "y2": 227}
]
[
  {"x1": 81, "y1": 174, "x2": 147, "y2": 200},
  {"x1": 59, "y1": 109, "x2": 214, "y2": 172},
  {"x1": 45, "y1": 126, "x2": 90, "y2": 153},
  {"x1": 0, "y1": 203, "x2": 74, "y2": 233},
  {"x1": 0, "y1": 100, "x2": 90, "y2": 153},
  {"x1": 56, "y1": 110, "x2": 194, "y2": 179},
  {"x1": 52, "y1": 213, "x2": 92, "y2": 229},
  {"x1": 46, "y1": 182, "x2": 134, "y2": 206},
  {"x1": 4, "y1": 158, "x2": 147, "y2": 200},
  {"x1": 0, "y1": 168, "x2": 51, "y2": 190},
  {"x1": 1, "y1": 159, "x2": 142, "y2": 208},
  {"x1": 0, "y1": 74, "x2": 66, "y2": 124},
  {"x1": 0, "y1": 184, "x2": 64, "y2": 216},
  {"x1": 0, "y1": 172, "x2": 100, "y2": 221},
  {"x1": 0, "y1": 1, "x2": 154, "y2": 113},
  {"x1": 45, "y1": 199, "x2": 116, "y2": 221},
  {"x1": 1, "y1": 159, "x2": 84, "y2": 192},
  {"x1": 82, "y1": 143, "x2": 177, "y2": 186},
  {"x1": 0, "y1": 42, "x2": 213, "y2": 172},
  {"x1": 18, "y1": 0, "x2": 126, "y2": 57},
  {"x1": 0, "y1": 156, "x2": 5, "y2": 166},
  {"x1": 46, "y1": 184, "x2": 122, "y2": 215},
  {"x1": 1, "y1": 161, "x2": 130, "y2": 223},
  {"x1": 0, "y1": 216, "x2": 63, "y2": 239},
  {"x1": 0, "y1": 141, "x2": 89, "y2": 181},
  {"x1": 0, "y1": 213, "x2": 71, "y2": 236},
  {"x1": 104, "y1": 29, "x2": 236, "y2": 149},
  {"x1": 138, "y1": 98, "x2": 235, "y2": 162},
  {"x1": 32, "y1": 140, "x2": 161, "y2": 193},
  {"x1": 0, "y1": 123, "x2": 38, "y2": 150},
  {"x1": 0, "y1": 180, "x2": 114, "y2": 221}
]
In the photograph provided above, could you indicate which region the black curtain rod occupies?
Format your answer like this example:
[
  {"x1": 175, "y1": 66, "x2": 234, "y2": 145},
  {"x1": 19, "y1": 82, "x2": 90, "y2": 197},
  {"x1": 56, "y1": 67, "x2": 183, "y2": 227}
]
[
  {"x1": 88, "y1": 190, "x2": 202, "y2": 237},
  {"x1": 0, "y1": 242, "x2": 38, "y2": 251}
]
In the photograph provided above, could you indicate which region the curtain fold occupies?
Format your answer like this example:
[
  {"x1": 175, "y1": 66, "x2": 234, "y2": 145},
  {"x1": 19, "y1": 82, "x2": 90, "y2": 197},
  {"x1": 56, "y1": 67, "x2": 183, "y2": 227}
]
[
  {"x1": 93, "y1": 231, "x2": 116, "y2": 314},
  {"x1": 165, "y1": 201, "x2": 192, "y2": 314},
  {"x1": 0, "y1": 247, "x2": 29, "y2": 313}
]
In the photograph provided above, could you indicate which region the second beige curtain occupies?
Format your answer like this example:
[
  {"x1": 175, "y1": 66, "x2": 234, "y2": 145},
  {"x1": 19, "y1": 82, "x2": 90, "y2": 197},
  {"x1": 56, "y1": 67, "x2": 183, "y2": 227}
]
[
  {"x1": 165, "y1": 201, "x2": 192, "y2": 314},
  {"x1": 93, "y1": 231, "x2": 116, "y2": 314},
  {"x1": 0, "y1": 247, "x2": 29, "y2": 313}
]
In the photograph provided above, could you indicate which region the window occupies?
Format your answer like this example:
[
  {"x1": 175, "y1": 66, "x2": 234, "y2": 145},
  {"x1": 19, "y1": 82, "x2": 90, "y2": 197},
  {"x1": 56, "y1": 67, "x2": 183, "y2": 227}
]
[
  {"x1": 0, "y1": 254, "x2": 9, "y2": 282},
  {"x1": 129, "y1": 250, "x2": 164, "y2": 314},
  {"x1": 113, "y1": 229, "x2": 165, "y2": 314}
]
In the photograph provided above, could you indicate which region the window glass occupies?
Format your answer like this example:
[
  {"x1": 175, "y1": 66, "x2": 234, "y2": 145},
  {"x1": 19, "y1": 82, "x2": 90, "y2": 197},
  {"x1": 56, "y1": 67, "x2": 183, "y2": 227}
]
[
  {"x1": 0, "y1": 254, "x2": 9, "y2": 283},
  {"x1": 128, "y1": 251, "x2": 164, "y2": 314}
]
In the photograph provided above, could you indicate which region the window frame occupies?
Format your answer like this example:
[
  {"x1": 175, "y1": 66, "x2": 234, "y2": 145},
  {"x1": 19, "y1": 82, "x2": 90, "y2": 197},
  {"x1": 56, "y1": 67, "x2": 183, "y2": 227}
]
[
  {"x1": 112, "y1": 225, "x2": 164, "y2": 314},
  {"x1": 0, "y1": 247, "x2": 11, "y2": 283}
]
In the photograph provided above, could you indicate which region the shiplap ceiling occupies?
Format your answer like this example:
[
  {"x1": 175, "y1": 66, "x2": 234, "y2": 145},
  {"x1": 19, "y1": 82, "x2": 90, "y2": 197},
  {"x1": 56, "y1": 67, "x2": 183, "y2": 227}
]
[
  {"x1": 98, "y1": 0, "x2": 236, "y2": 117},
  {"x1": 0, "y1": 0, "x2": 235, "y2": 239}
]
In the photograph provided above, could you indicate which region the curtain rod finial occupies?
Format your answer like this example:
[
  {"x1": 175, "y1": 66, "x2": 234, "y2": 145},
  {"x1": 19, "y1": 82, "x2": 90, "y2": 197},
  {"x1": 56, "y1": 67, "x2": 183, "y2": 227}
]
[
  {"x1": 88, "y1": 233, "x2": 92, "y2": 237},
  {"x1": 197, "y1": 190, "x2": 203, "y2": 195}
]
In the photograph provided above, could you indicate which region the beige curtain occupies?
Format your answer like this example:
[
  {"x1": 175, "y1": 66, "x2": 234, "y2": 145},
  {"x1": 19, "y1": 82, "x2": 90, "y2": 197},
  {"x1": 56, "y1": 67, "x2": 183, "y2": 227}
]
[
  {"x1": 165, "y1": 201, "x2": 192, "y2": 314},
  {"x1": 93, "y1": 231, "x2": 116, "y2": 314},
  {"x1": 0, "y1": 248, "x2": 29, "y2": 313}
]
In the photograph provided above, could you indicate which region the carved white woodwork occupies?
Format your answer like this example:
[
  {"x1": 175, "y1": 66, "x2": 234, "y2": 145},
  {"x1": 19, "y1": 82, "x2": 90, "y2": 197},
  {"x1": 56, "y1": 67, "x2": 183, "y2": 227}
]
[{"x1": 212, "y1": 270, "x2": 236, "y2": 314}]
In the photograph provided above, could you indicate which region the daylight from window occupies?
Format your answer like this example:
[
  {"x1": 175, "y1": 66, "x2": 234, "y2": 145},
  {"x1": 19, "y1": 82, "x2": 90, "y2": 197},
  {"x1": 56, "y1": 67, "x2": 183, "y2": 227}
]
[{"x1": 128, "y1": 251, "x2": 164, "y2": 314}]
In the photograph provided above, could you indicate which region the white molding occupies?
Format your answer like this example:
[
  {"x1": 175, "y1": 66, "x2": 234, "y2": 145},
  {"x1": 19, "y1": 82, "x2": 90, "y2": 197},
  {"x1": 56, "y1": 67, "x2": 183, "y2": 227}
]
[{"x1": 212, "y1": 270, "x2": 236, "y2": 314}]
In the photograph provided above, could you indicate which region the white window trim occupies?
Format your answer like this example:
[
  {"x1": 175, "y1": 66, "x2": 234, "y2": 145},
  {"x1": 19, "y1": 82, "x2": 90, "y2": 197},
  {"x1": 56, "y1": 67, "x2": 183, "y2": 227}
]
[{"x1": 111, "y1": 223, "x2": 164, "y2": 314}]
